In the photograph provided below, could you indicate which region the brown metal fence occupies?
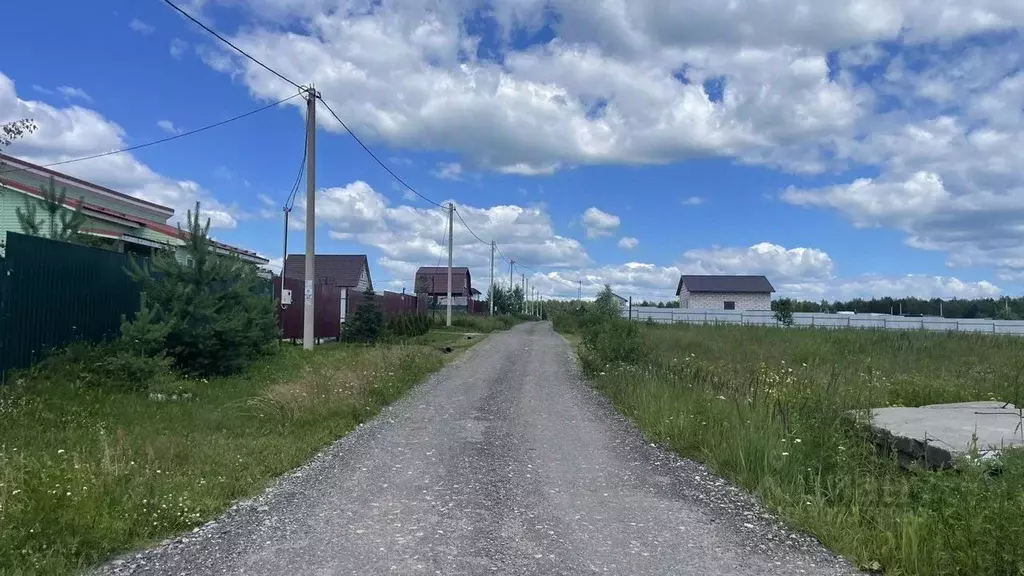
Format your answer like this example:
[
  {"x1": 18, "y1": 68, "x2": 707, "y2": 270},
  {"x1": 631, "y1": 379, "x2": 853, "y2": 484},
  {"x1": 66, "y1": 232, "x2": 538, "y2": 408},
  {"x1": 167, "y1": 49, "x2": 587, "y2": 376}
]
[
  {"x1": 344, "y1": 291, "x2": 492, "y2": 319},
  {"x1": 273, "y1": 277, "x2": 342, "y2": 341}
]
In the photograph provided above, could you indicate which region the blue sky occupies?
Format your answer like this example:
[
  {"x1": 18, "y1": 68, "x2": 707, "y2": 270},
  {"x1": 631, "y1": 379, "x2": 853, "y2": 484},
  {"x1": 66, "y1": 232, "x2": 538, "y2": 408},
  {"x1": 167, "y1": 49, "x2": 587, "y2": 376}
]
[{"x1": 3, "y1": 0, "x2": 1023, "y2": 301}]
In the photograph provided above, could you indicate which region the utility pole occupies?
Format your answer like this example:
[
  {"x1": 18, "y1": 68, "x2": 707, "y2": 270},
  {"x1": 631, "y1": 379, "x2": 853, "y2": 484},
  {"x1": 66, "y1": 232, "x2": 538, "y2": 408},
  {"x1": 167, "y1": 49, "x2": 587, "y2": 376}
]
[
  {"x1": 302, "y1": 85, "x2": 318, "y2": 351},
  {"x1": 281, "y1": 206, "x2": 290, "y2": 308},
  {"x1": 578, "y1": 279, "x2": 582, "y2": 300},
  {"x1": 522, "y1": 274, "x2": 527, "y2": 314},
  {"x1": 446, "y1": 202, "x2": 454, "y2": 328},
  {"x1": 489, "y1": 240, "x2": 495, "y2": 317},
  {"x1": 509, "y1": 260, "x2": 515, "y2": 287}
]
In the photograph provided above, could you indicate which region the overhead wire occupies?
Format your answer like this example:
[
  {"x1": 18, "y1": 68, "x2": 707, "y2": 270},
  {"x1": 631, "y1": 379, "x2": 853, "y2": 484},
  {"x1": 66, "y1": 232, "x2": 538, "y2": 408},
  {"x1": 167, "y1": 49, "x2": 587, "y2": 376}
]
[
  {"x1": 453, "y1": 207, "x2": 488, "y2": 246},
  {"x1": 162, "y1": 0, "x2": 303, "y2": 91},
  {"x1": 315, "y1": 97, "x2": 443, "y2": 209},
  {"x1": 284, "y1": 131, "x2": 307, "y2": 211},
  {"x1": 165, "y1": 0, "x2": 448, "y2": 212},
  {"x1": 0, "y1": 93, "x2": 301, "y2": 177}
]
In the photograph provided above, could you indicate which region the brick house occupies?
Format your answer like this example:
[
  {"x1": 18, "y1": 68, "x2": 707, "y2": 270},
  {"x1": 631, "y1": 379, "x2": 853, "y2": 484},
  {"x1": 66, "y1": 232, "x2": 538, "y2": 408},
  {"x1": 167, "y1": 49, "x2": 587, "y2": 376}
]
[{"x1": 676, "y1": 275, "x2": 775, "y2": 310}]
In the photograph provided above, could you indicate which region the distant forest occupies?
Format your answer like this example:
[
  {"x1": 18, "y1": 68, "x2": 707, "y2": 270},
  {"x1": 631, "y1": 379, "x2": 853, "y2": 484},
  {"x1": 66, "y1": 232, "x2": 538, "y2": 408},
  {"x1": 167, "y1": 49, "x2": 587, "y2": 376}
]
[{"x1": 634, "y1": 296, "x2": 1024, "y2": 320}]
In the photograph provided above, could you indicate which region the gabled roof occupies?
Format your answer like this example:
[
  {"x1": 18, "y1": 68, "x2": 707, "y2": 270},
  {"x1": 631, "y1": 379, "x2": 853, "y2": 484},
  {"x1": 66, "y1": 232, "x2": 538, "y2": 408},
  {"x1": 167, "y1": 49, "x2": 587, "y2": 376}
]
[
  {"x1": 676, "y1": 275, "x2": 775, "y2": 295},
  {"x1": 415, "y1": 266, "x2": 472, "y2": 295},
  {"x1": 284, "y1": 254, "x2": 371, "y2": 289}
]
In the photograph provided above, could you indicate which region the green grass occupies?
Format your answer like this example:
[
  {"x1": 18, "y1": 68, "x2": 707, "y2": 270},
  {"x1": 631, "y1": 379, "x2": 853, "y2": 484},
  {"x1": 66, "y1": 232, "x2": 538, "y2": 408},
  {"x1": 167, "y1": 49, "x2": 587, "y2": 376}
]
[
  {"x1": 571, "y1": 323, "x2": 1024, "y2": 576},
  {"x1": 0, "y1": 340, "x2": 469, "y2": 575},
  {"x1": 427, "y1": 313, "x2": 528, "y2": 334}
]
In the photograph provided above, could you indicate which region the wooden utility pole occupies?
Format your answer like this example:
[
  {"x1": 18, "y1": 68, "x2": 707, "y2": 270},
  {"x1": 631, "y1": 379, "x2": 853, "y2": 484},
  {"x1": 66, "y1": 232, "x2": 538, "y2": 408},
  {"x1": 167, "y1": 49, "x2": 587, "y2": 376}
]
[
  {"x1": 446, "y1": 202, "x2": 453, "y2": 328},
  {"x1": 302, "y1": 85, "x2": 317, "y2": 351}
]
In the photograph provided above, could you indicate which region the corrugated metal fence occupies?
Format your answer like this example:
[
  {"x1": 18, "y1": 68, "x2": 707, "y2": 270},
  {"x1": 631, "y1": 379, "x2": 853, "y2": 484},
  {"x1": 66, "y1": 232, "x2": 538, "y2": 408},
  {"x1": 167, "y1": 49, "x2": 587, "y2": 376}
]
[
  {"x1": 0, "y1": 233, "x2": 144, "y2": 382},
  {"x1": 625, "y1": 307, "x2": 1024, "y2": 335},
  {"x1": 273, "y1": 276, "x2": 343, "y2": 341}
]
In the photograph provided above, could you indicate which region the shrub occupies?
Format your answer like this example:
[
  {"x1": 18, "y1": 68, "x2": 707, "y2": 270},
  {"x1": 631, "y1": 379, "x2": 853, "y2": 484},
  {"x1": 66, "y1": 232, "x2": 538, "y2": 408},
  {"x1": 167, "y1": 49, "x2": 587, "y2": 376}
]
[
  {"x1": 126, "y1": 203, "x2": 279, "y2": 377},
  {"x1": 773, "y1": 297, "x2": 795, "y2": 326}
]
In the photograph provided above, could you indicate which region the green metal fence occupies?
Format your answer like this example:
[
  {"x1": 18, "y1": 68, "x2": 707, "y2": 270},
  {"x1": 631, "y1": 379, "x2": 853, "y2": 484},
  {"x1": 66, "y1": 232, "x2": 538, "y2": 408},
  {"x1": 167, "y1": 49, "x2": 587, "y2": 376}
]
[{"x1": 0, "y1": 233, "x2": 143, "y2": 383}]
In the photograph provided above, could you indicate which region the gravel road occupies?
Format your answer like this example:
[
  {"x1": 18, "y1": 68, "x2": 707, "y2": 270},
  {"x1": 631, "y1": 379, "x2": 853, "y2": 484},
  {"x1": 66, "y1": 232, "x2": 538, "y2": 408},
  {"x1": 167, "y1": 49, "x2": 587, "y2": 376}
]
[{"x1": 96, "y1": 322, "x2": 854, "y2": 576}]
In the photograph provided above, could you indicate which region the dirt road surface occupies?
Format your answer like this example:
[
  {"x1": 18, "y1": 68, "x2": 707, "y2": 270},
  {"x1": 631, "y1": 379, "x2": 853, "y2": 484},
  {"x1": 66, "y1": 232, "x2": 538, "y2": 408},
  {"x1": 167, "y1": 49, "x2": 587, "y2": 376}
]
[{"x1": 96, "y1": 322, "x2": 852, "y2": 576}]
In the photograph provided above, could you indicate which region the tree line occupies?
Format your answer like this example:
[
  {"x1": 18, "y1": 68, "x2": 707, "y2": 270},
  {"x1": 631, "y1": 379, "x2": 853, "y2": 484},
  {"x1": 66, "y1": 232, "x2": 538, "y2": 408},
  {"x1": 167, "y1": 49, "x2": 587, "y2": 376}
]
[{"x1": 771, "y1": 296, "x2": 1024, "y2": 320}]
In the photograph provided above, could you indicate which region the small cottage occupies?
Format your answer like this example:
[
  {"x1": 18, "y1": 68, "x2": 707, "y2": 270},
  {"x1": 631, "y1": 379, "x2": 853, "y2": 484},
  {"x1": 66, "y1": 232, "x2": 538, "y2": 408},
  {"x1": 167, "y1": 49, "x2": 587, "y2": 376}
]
[{"x1": 676, "y1": 275, "x2": 775, "y2": 310}]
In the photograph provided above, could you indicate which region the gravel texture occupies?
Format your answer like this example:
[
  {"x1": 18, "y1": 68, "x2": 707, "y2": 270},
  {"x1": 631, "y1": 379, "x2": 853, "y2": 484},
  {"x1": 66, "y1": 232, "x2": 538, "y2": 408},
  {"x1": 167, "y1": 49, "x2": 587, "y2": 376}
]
[{"x1": 94, "y1": 322, "x2": 855, "y2": 575}]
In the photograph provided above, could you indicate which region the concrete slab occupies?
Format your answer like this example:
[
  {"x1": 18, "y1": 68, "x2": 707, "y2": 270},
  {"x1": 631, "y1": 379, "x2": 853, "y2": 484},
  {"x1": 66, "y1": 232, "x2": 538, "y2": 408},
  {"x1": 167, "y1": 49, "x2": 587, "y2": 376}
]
[{"x1": 856, "y1": 401, "x2": 1024, "y2": 468}]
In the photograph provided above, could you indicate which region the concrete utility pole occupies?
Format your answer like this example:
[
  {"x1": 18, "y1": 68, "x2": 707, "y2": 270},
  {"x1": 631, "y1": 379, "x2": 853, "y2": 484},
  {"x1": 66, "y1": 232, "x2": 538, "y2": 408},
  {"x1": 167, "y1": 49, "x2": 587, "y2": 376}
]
[
  {"x1": 446, "y1": 202, "x2": 454, "y2": 328},
  {"x1": 509, "y1": 260, "x2": 515, "y2": 288},
  {"x1": 281, "y1": 206, "x2": 290, "y2": 308},
  {"x1": 578, "y1": 279, "x2": 582, "y2": 300},
  {"x1": 522, "y1": 274, "x2": 527, "y2": 313},
  {"x1": 302, "y1": 85, "x2": 318, "y2": 351},
  {"x1": 489, "y1": 240, "x2": 495, "y2": 317}
]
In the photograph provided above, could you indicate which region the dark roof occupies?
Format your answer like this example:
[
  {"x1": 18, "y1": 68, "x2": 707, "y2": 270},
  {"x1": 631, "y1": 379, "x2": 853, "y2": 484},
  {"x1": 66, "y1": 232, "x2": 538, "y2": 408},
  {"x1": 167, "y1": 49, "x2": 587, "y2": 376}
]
[
  {"x1": 415, "y1": 266, "x2": 472, "y2": 295},
  {"x1": 284, "y1": 254, "x2": 371, "y2": 289},
  {"x1": 676, "y1": 275, "x2": 775, "y2": 295}
]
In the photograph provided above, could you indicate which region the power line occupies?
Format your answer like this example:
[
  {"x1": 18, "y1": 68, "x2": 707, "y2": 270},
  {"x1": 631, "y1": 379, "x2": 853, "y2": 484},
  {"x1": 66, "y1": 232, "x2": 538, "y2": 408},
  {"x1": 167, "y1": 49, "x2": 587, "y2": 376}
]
[
  {"x1": 0, "y1": 94, "x2": 301, "y2": 177},
  {"x1": 453, "y1": 207, "x2": 488, "y2": 245},
  {"x1": 284, "y1": 130, "x2": 307, "y2": 211},
  {"x1": 162, "y1": 0, "x2": 303, "y2": 91},
  {"x1": 315, "y1": 96, "x2": 443, "y2": 209},
  {"x1": 435, "y1": 213, "x2": 448, "y2": 269}
]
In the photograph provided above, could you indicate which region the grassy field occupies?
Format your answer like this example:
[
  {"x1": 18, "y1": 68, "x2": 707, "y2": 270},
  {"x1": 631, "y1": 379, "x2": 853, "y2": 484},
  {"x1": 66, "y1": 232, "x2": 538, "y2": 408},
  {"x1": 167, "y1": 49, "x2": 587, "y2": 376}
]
[
  {"x1": 572, "y1": 322, "x2": 1024, "y2": 576},
  {"x1": 0, "y1": 330, "x2": 477, "y2": 575}
]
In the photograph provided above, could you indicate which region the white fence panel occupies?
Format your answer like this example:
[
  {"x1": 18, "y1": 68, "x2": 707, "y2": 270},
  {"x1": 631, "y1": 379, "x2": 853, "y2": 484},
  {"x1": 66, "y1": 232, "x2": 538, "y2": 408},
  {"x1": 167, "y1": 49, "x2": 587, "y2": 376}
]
[{"x1": 624, "y1": 306, "x2": 1024, "y2": 336}]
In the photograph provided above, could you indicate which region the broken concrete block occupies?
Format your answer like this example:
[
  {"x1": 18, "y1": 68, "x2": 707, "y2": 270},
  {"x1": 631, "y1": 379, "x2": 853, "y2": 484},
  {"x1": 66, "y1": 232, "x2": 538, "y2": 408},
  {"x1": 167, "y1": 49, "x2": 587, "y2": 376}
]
[{"x1": 853, "y1": 401, "x2": 1024, "y2": 469}]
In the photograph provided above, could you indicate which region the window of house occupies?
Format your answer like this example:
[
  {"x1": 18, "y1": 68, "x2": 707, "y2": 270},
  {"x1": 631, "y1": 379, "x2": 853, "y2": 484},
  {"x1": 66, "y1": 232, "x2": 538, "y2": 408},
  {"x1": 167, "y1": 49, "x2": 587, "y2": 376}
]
[
  {"x1": 724, "y1": 301, "x2": 736, "y2": 310},
  {"x1": 185, "y1": 255, "x2": 195, "y2": 268}
]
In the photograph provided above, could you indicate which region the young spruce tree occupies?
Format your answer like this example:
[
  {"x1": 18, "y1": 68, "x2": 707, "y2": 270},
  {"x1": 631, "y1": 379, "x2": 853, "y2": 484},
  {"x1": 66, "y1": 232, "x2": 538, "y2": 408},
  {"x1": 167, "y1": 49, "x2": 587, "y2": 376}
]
[{"x1": 126, "y1": 202, "x2": 278, "y2": 376}]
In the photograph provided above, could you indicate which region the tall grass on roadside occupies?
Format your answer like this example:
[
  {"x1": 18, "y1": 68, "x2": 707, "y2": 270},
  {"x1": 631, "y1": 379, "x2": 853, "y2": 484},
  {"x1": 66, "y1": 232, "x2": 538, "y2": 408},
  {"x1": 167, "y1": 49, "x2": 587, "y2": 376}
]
[
  {"x1": 430, "y1": 313, "x2": 528, "y2": 333},
  {"x1": 563, "y1": 320, "x2": 1024, "y2": 576},
  {"x1": 0, "y1": 340, "x2": 455, "y2": 576}
]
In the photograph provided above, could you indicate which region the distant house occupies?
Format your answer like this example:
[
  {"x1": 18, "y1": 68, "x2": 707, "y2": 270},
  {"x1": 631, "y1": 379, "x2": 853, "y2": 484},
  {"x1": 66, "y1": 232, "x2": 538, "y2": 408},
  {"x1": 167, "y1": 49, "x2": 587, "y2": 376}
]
[
  {"x1": 676, "y1": 275, "x2": 775, "y2": 311},
  {"x1": 610, "y1": 291, "x2": 628, "y2": 312},
  {"x1": 415, "y1": 266, "x2": 473, "y2": 308},
  {"x1": 0, "y1": 153, "x2": 266, "y2": 265},
  {"x1": 283, "y1": 254, "x2": 372, "y2": 292}
]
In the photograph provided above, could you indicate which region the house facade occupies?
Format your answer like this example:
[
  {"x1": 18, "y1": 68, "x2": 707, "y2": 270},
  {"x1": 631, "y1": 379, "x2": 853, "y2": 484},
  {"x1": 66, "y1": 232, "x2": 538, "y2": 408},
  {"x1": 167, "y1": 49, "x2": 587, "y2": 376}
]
[
  {"x1": 676, "y1": 275, "x2": 774, "y2": 310},
  {"x1": 283, "y1": 254, "x2": 372, "y2": 292},
  {"x1": 610, "y1": 291, "x2": 628, "y2": 312},
  {"x1": 0, "y1": 154, "x2": 267, "y2": 265},
  {"x1": 415, "y1": 266, "x2": 473, "y2": 307},
  {"x1": 283, "y1": 254, "x2": 373, "y2": 324}
]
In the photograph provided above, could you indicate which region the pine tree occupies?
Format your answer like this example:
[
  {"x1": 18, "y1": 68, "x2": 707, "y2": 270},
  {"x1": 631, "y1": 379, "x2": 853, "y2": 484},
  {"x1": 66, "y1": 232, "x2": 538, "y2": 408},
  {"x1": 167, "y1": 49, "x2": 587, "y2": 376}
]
[
  {"x1": 344, "y1": 288, "x2": 384, "y2": 343},
  {"x1": 125, "y1": 202, "x2": 278, "y2": 376},
  {"x1": 16, "y1": 176, "x2": 88, "y2": 241}
]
